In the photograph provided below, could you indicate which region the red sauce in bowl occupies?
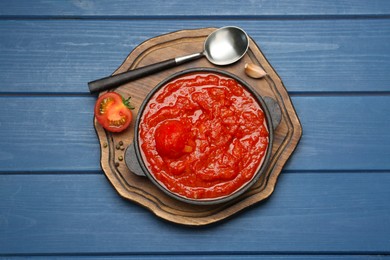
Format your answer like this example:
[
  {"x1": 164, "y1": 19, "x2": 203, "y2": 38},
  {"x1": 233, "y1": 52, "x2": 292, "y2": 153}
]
[{"x1": 138, "y1": 72, "x2": 269, "y2": 200}]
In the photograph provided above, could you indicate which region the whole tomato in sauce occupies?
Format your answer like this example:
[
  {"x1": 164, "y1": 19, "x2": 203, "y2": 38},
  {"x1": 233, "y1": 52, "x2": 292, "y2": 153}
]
[{"x1": 155, "y1": 120, "x2": 191, "y2": 159}]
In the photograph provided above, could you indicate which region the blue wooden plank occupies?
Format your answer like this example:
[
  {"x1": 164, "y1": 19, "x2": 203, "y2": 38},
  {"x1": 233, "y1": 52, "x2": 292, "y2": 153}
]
[
  {"x1": 0, "y1": 96, "x2": 389, "y2": 172},
  {"x1": 0, "y1": 173, "x2": 389, "y2": 254},
  {"x1": 0, "y1": 255, "x2": 387, "y2": 259},
  {"x1": 0, "y1": 96, "x2": 100, "y2": 172},
  {"x1": 288, "y1": 95, "x2": 390, "y2": 171},
  {"x1": 0, "y1": 19, "x2": 389, "y2": 94},
  {"x1": 1, "y1": 0, "x2": 390, "y2": 17}
]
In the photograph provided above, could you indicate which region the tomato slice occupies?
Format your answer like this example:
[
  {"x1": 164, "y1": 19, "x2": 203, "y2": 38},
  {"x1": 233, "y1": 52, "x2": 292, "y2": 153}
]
[{"x1": 94, "y1": 92, "x2": 133, "y2": 133}]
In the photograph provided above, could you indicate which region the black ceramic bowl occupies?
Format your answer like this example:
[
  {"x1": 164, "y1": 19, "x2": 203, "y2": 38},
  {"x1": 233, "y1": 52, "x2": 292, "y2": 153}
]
[{"x1": 125, "y1": 68, "x2": 280, "y2": 205}]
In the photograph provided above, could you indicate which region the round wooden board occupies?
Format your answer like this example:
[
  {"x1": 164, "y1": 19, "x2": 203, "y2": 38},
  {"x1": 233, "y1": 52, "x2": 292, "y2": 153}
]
[{"x1": 94, "y1": 27, "x2": 302, "y2": 226}]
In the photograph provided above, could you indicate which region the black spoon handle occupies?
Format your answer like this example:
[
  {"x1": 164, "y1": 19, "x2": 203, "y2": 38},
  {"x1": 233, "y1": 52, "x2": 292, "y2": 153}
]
[{"x1": 88, "y1": 53, "x2": 204, "y2": 94}]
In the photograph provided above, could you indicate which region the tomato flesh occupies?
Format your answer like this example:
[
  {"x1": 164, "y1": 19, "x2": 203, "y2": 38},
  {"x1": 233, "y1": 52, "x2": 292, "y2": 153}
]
[
  {"x1": 94, "y1": 92, "x2": 132, "y2": 133},
  {"x1": 139, "y1": 73, "x2": 269, "y2": 200},
  {"x1": 155, "y1": 120, "x2": 190, "y2": 159}
]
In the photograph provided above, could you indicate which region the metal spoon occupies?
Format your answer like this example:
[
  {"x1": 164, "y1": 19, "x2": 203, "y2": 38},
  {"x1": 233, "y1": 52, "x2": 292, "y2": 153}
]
[{"x1": 88, "y1": 26, "x2": 249, "y2": 94}]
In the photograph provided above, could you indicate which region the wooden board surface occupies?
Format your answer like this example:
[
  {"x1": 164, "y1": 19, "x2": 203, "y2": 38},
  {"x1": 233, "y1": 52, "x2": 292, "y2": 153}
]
[
  {"x1": 2, "y1": 0, "x2": 390, "y2": 17},
  {"x1": 1, "y1": 19, "x2": 390, "y2": 94},
  {"x1": 1, "y1": 95, "x2": 389, "y2": 173},
  {"x1": 94, "y1": 28, "x2": 302, "y2": 225},
  {"x1": 1, "y1": 0, "x2": 390, "y2": 258},
  {"x1": 2, "y1": 173, "x2": 390, "y2": 254}
]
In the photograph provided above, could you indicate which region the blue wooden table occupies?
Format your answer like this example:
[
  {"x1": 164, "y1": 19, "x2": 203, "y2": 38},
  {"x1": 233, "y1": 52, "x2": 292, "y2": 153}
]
[{"x1": 1, "y1": 1, "x2": 390, "y2": 259}]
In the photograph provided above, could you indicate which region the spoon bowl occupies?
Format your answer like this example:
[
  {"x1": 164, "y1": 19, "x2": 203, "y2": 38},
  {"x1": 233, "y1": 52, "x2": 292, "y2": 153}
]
[
  {"x1": 204, "y1": 26, "x2": 249, "y2": 65},
  {"x1": 88, "y1": 26, "x2": 250, "y2": 93}
]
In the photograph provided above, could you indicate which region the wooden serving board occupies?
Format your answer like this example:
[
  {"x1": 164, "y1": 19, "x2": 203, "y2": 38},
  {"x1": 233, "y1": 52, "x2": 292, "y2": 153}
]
[{"x1": 94, "y1": 27, "x2": 302, "y2": 226}]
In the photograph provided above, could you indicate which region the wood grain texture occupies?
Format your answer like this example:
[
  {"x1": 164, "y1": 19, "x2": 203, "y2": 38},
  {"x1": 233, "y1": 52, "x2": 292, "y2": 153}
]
[
  {"x1": 1, "y1": 0, "x2": 389, "y2": 257},
  {"x1": 1, "y1": 96, "x2": 390, "y2": 173},
  {"x1": 0, "y1": 19, "x2": 389, "y2": 94},
  {"x1": 0, "y1": 257, "x2": 385, "y2": 260},
  {"x1": 1, "y1": 173, "x2": 389, "y2": 254},
  {"x1": 93, "y1": 27, "x2": 302, "y2": 225},
  {"x1": 1, "y1": 0, "x2": 390, "y2": 17},
  {"x1": 0, "y1": 96, "x2": 99, "y2": 172}
]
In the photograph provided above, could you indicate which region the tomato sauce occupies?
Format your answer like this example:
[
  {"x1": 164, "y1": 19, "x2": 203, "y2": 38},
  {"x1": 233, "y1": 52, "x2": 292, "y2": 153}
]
[{"x1": 139, "y1": 72, "x2": 269, "y2": 200}]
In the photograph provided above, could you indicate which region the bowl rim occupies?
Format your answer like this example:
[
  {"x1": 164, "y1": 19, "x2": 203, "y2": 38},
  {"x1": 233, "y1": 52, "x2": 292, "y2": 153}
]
[{"x1": 134, "y1": 67, "x2": 274, "y2": 205}]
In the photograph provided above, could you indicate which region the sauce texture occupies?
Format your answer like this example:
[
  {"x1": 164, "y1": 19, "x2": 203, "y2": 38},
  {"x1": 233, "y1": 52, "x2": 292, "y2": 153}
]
[{"x1": 139, "y1": 72, "x2": 269, "y2": 200}]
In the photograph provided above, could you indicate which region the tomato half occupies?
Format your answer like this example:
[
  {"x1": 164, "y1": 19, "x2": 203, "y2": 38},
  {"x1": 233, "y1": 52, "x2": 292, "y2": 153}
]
[{"x1": 94, "y1": 92, "x2": 134, "y2": 133}]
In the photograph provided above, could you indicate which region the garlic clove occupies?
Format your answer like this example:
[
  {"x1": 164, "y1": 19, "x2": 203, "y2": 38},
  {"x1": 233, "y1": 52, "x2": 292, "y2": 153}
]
[{"x1": 244, "y1": 63, "x2": 267, "y2": 79}]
